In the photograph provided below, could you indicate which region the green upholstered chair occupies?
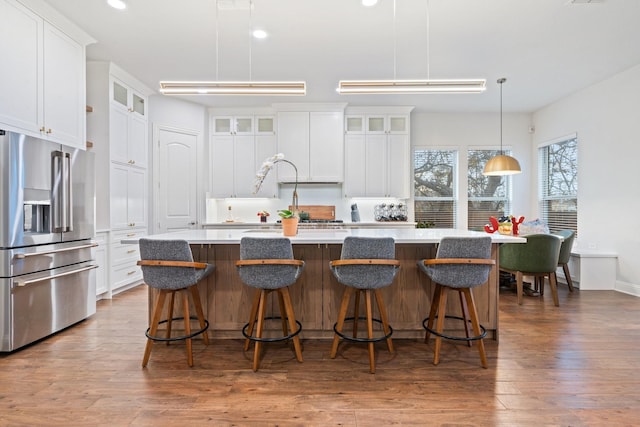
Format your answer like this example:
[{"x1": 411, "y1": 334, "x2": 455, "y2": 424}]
[
  {"x1": 554, "y1": 230, "x2": 576, "y2": 292},
  {"x1": 499, "y1": 234, "x2": 563, "y2": 306}
]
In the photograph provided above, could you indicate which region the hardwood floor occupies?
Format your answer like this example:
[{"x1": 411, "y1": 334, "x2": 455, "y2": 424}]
[{"x1": 1, "y1": 284, "x2": 639, "y2": 426}]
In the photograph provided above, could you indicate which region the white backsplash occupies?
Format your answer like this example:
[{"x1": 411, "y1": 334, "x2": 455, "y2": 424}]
[{"x1": 205, "y1": 184, "x2": 407, "y2": 224}]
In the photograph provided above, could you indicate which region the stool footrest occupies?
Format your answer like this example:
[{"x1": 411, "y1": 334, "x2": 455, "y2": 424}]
[
  {"x1": 334, "y1": 316, "x2": 393, "y2": 343},
  {"x1": 242, "y1": 316, "x2": 302, "y2": 343},
  {"x1": 145, "y1": 316, "x2": 209, "y2": 342},
  {"x1": 422, "y1": 315, "x2": 486, "y2": 342}
]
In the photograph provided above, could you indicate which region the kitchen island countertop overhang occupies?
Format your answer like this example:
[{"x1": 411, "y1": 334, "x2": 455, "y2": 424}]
[{"x1": 127, "y1": 229, "x2": 525, "y2": 341}]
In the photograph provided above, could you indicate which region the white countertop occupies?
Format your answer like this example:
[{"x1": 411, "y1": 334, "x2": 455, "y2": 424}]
[
  {"x1": 201, "y1": 221, "x2": 417, "y2": 228},
  {"x1": 121, "y1": 228, "x2": 526, "y2": 245}
]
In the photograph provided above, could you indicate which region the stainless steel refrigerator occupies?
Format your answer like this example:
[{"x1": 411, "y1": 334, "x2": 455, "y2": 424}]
[{"x1": 0, "y1": 130, "x2": 97, "y2": 352}]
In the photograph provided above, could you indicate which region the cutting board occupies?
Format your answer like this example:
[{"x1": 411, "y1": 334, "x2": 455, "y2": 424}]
[{"x1": 289, "y1": 205, "x2": 336, "y2": 220}]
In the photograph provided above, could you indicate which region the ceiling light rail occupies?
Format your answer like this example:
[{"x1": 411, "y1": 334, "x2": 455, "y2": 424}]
[
  {"x1": 337, "y1": 79, "x2": 487, "y2": 94},
  {"x1": 159, "y1": 81, "x2": 307, "y2": 96}
]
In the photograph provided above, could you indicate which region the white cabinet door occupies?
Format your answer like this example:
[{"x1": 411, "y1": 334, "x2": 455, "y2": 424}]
[
  {"x1": 309, "y1": 112, "x2": 344, "y2": 182},
  {"x1": 343, "y1": 134, "x2": 366, "y2": 197},
  {"x1": 233, "y1": 135, "x2": 257, "y2": 197},
  {"x1": 109, "y1": 106, "x2": 129, "y2": 164},
  {"x1": 254, "y1": 134, "x2": 278, "y2": 198},
  {"x1": 210, "y1": 135, "x2": 235, "y2": 198},
  {"x1": 42, "y1": 22, "x2": 84, "y2": 148},
  {"x1": 128, "y1": 113, "x2": 147, "y2": 167},
  {"x1": 0, "y1": 0, "x2": 41, "y2": 135},
  {"x1": 94, "y1": 232, "x2": 109, "y2": 297},
  {"x1": 277, "y1": 112, "x2": 309, "y2": 182},
  {"x1": 110, "y1": 163, "x2": 146, "y2": 229},
  {"x1": 387, "y1": 134, "x2": 410, "y2": 198},
  {"x1": 365, "y1": 134, "x2": 387, "y2": 197}
]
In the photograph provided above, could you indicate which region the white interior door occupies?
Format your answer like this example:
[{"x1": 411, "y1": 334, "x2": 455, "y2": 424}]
[{"x1": 157, "y1": 127, "x2": 198, "y2": 233}]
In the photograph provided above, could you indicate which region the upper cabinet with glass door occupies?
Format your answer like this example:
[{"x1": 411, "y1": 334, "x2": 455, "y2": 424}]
[
  {"x1": 112, "y1": 78, "x2": 146, "y2": 117},
  {"x1": 366, "y1": 114, "x2": 409, "y2": 135},
  {"x1": 213, "y1": 116, "x2": 254, "y2": 136}
]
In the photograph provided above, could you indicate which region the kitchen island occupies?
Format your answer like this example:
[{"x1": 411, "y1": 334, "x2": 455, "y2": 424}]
[{"x1": 124, "y1": 229, "x2": 525, "y2": 340}]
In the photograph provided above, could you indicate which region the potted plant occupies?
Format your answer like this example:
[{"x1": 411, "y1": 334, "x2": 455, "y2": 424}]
[
  {"x1": 278, "y1": 209, "x2": 298, "y2": 236},
  {"x1": 257, "y1": 210, "x2": 270, "y2": 223}
]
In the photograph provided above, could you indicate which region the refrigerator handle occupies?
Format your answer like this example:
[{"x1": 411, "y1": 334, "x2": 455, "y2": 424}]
[
  {"x1": 63, "y1": 152, "x2": 73, "y2": 232},
  {"x1": 51, "y1": 151, "x2": 63, "y2": 233}
]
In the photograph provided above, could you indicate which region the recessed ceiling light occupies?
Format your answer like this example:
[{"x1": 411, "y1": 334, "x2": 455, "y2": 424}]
[
  {"x1": 252, "y1": 29, "x2": 268, "y2": 39},
  {"x1": 362, "y1": 0, "x2": 378, "y2": 6},
  {"x1": 107, "y1": 0, "x2": 127, "y2": 10}
]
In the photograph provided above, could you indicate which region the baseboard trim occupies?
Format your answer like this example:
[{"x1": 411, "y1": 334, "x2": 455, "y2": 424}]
[{"x1": 615, "y1": 280, "x2": 640, "y2": 297}]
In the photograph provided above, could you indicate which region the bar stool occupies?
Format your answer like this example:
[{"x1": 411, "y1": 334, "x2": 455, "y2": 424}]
[
  {"x1": 138, "y1": 238, "x2": 214, "y2": 368},
  {"x1": 418, "y1": 236, "x2": 494, "y2": 368},
  {"x1": 329, "y1": 237, "x2": 400, "y2": 374},
  {"x1": 235, "y1": 237, "x2": 305, "y2": 371}
]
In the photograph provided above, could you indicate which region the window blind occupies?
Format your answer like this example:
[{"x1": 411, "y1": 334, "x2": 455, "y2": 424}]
[
  {"x1": 414, "y1": 148, "x2": 457, "y2": 228},
  {"x1": 467, "y1": 149, "x2": 512, "y2": 229}
]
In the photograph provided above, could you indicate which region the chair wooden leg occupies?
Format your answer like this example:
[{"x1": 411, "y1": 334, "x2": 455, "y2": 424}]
[
  {"x1": 331, "y1": 287, "x2": 354, "y2": 359},
  {"x1": 244, "y1": 289, "x2": 261, "y2": 351},
  {"x1": 182, "y1": 290, "x2": 193, "y2": 367},
  {"x1": 364, "y1": 290, "x2": 375, "y2": 374},
  {"x1": 539, "y1": 276, "x2": 545, "y2": 296},
  {"x1": 374, "y1": 289, "x2": 394, "y2": 354},
  {"x1": 425, "y1": 283, "x2": 442, "y2": 343},
  {"x1": 462, "y1": 288, "x2": 487, "y2": 368},
  {"x1": 516, "y1": 271, "x2": 524, "y2": 305},
  {"x1": 165, "y1": 290, "x2": 176, "y2": 344},
  {"x1": 277, "y1": 290, "x2": 289, "y2": 338},
  {"x1": 143, "y1": 289, "x2": 168, "y2": 367},
  {"x1": 433, "y1": 286, "x2": 448, "y2": 366},
  {"x1": 280, "y1": 287, "x2": 303, "y2": 363},
  {"x1": 549, "y1": 272, "x2": 560, "y2": 307},
  {"x1": 252, "y1": 290, "x2": 267, "y2": 371},
  {"x1": 459, "y1": 290, "x2": 472, "y2": 347},
  {"x1": 562, "y1": 263, "x2": 575, "y2": 292},
  {"x1": 353, "y1": 290, "x2": 361, "y2": 338},
  {"x1": 189, "y1": 285, "x2": 209, "y2": 345}
]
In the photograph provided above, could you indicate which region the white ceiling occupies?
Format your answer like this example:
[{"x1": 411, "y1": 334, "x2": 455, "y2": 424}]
[{"x1": 45, "y1": 0, "x2": 640, "y2": 113}]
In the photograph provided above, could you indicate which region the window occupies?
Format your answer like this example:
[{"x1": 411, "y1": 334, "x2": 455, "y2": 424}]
[
  {"x1": 467, "y1": 149, "x2": 512, "y2": 229},
  {"x1": 414, "y1": 149, "x2": 457, "y2": 228},
  {"x1": 539, "y1": 137, "x2": 578, "y2": 234}
]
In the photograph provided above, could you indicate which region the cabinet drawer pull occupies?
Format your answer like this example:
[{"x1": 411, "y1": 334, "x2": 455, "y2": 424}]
[
  {"x1": 127, "y1": 249, "x2": 136, "y2": 254},
  {"x1": 127, "y1": 271, "x2": 136, "y2": 275},
  {"x1": 126, "y1": 233, "x2": 137, "y2": 237}
]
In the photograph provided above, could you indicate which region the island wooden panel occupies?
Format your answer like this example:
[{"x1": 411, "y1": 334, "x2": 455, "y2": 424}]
[{"x1": 147, "y1": 242, "x2": 501, "y2": 340}]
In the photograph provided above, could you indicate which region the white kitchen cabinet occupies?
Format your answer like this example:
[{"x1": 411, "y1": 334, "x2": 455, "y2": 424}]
[
  {"x1": 343, "y1": 108, "x2": 413, "y2": 198},
  {"x1": 109, "y1": 78, "x2": 148, "y2": 168},
  {"x1": 276, "y1": 110, "x2": 344, "y2": 183},
  {"x1": 94, "y1": 231, "x2": 109, "y2": 298},
  {"x1": 209, "y1": 114, "x2": 277, "y2": 198},
  {"x1": 110, "y1": 164, "x2": 147, "y2": 229},
  {"x1": 0, "y1": 0, "x2": 92, "y2": 149},
  {"x1": 109, "y1": 229, "x2": 147, "y2": 294}
]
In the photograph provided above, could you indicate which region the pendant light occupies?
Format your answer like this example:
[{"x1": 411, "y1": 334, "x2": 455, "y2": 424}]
[
  {"x1": 337, "y1": 0, "x2": 486, "y2": 95},
  {"x1": 160, "y1": 0, "x2": 306, "y2": 96},
  {"x1": 483, "y1": 78, "x2": 522, "y2": 176}
]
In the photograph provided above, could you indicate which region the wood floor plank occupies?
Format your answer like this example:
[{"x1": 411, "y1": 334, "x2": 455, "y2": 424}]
[{"x1": 1, "y1": 284, "x2": 639, "y2": 425}]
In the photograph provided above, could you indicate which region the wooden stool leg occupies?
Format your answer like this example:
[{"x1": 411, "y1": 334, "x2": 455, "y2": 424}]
[
  {"x1": 244, "y1": 289, "x2": 261, "y2": 351},
  {"x1": 280, "y1": 287, "x2": 303, "y2": 363},
  {"x1": 182, "y1": 290, "x2": 193, "y2": 367},
  {"x1": 143, "y1": 289, "x2": 168, "y2": 367},
  {"x1": 433, "y1": 286, "x2": 448, "y2": 366},
  {"x1": 549, "y1": 272, "x2": 560, "y2": 307},
  {"x1": 277, "y1": 289, "x2": 289, "y2": 337},
  {"x1": 253, "y1": 290, "x2": 267, "y2": 371},
  {"x1": 165, "y1": 290, "x2": 176, "y2": 344},
  {"x1": 374, "y1": 289, "x2": 394, "y2": 353},
  {"x1": 462, "y1": 288, "x2": 487, "y2": 368},
  {"x1": 331, "y1": 287, "x2": 354, "y2": 359},
  {"x1": 425, "y1": 284, "x2": 442, "y2": 343},
  {"x1": 190, "y1": 285, "x2": 209, "y2": 345},
  {"x1": 459, "y1": 290, "x2": 472, "y2": 347},
  {"x1": 353, "y1": 289, "x2": 361, "y2": 338},
  {"x1": 364, "y1": 290, "x2": 375, "y2": 374}
]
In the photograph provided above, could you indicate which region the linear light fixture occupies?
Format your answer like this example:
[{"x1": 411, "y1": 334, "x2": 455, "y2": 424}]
[
  {"x1": 159, "y1": 81, "x2": 307, "y2": 96},
  {"x1": 337, "y1": 79, "x2": 487, "y2": 94}
]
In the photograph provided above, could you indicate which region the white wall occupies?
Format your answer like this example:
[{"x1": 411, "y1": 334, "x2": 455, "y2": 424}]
[
  {"x1": 410, "y1": 112, "x2": 534, "y2": 226},
  {"x1": 533, "y1": 63, "x2": 640, "y2": 294}
]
